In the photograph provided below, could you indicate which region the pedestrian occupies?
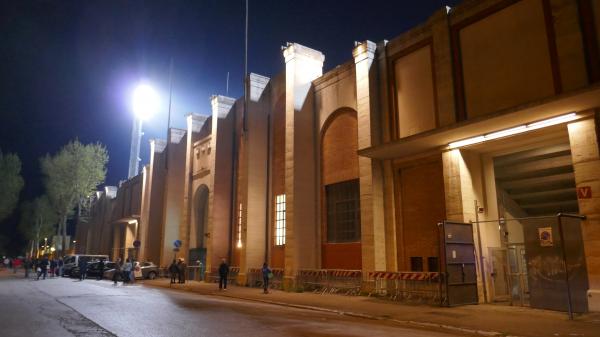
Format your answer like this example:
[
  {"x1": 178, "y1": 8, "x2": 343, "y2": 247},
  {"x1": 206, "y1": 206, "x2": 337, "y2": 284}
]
[
  {"x1": 261, "y1": 262, "x2": 272, "y2": 294},
  {"x1": 58, "y1": 258, "x2": 64, "y2": 277},
  {"x1": 113, "y1": 258, "x2": 122, "y2": 285},
  {"x1": 97, "y1": 259, "x2": 105, "y2": 281},
  {"x1": 218, "y1": 258, "x2": 229, "y2": 291},
  {"x1": 50, "y1": 259, "x2": 57, "y2": 277},
  {"x1": 129, "y1": 258, "x2": 136, "y2": 284},
  {"x1": 123, "y1": 258, "x2": 132, "y2": 285},
  {"x1": 169, "y1": 259, "x2": 178, "y2": 284},
  {"x1": 78, "y1": 258, "x2": 88, "y2": 281},
  {"x1": 13, "y1": 257, "x2": 22, "y2": 274},
  {"x1": 37, "y1": 256, "x2": 49, "y2": 280},
  {"x1": 177, "y1": 258, "x2": 187, "y2": 284},
  {"x1": 24, "y1": 258, "x2": 30, "y2": 279}
]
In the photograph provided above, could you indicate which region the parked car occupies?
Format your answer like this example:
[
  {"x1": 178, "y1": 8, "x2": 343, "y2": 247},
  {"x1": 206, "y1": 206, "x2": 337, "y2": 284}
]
[
  {"x1": 103, "y1": 261, "x2": 159, "y2": 280},
  {"x1": 86, "y1": 261, "x2": 116, "y2": 279},
  {"x1": 63, "y1": 254, "x2": 109, "y2": 276},
  {"x1": 70, "y1": 259, "x2": 113, "y2": 278}
]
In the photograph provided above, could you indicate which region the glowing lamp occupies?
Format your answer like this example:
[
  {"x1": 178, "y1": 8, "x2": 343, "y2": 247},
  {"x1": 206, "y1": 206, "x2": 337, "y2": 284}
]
[{"x1": 132, "y1": 84, "x2": 159, "y2": 120}]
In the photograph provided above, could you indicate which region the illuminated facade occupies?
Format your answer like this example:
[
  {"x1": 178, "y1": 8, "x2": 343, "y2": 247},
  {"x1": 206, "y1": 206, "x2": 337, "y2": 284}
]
[{"x1": 76, "y1": 0, "x2": 600, "y2": 312}]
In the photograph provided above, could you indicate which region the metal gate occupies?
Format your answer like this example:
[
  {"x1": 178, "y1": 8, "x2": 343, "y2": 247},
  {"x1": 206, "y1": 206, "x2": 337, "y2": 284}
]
[
  {"x1": 473, "y1": 214, "x2": 589, "y2": 318},
  {"x1": 439, "y1": 221, "x2": 478, "y2": 306}
]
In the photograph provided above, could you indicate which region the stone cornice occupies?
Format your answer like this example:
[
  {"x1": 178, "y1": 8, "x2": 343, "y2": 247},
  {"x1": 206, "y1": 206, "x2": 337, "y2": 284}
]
[{"x1": 282, "y1": 42, "x2": 325, "y2": 64}]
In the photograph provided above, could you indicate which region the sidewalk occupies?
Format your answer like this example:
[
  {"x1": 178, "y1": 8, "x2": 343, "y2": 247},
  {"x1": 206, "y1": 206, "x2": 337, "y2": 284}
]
[{"x1": 143, "y1": 279, "x2": 600, "y2": 337}]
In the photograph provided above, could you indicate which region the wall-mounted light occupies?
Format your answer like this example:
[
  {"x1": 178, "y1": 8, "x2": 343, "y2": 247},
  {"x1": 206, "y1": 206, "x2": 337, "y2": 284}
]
[{"x1": 448, "y1": 113, "x2": 577, "y2": 149}]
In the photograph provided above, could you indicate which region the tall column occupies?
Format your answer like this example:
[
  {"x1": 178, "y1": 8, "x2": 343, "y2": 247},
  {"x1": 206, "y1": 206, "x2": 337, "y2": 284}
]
[
  {"x1": 353, "y1": 40, "x2": 387, "y2": 273},
  {"x1": 282, "y1": 43, "x2": 324, "y2": 289},
  {"x1": 567, "y1": 115, "x2": 600, "y2": 312},
  {"x1": 180, "y1": 114, "x2": 208, "y2": 264},
  {"x1": 237, "y1": 73, "x2": 270, "y2": 285},
  {"x1": 206, "y1": 95, "x2": 236, "y2": 274},
  {"x1": 138, "y1": 165, "x2": 150, "y2": 261}
]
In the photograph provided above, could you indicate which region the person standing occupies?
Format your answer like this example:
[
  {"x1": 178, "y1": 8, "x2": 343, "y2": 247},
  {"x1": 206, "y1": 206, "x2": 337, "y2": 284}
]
[
  {"x1": 123, "y1": 258, "x2": 132, "y2": 285},
  {"x1": 97, "y1": 259, "x2": 105, "y2": 281},
  {"x1": 129, "y1": 259, "x2": 136, "y2": 284},
  {"x1": 50, "y1": 259, "x2": 57, "y2": 277},
  {"x1": 24, "y1": 258, "x2": 30, "y2": 278},
  {"x1": 37, "y1": 256, "x2": 49, "y2": 280},
  {"x1": 78, "y1": 258, "x2": 88, "y2": 281},
  {"x1": 113, "y1": 258, "x2": 122, "y2": 285},
  {"x1": 218, "y1": 258, "x2": 229, "y2": 291},
  {"x1": 169, "y1": 259, "x2": 178, "y2": 284},
  {"x1": 177, "y1": 258, "x2": 187, "y2": 284},
  {"x1": 261, "y1": 262, "x2": 272, "y2": 294},
  {"x1": 58, "y1": 258, "x2": 64, "y2": 277}
]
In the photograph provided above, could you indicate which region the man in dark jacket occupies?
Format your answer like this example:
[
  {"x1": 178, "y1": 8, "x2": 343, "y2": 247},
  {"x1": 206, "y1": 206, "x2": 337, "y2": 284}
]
[
  {"x1": 169, "y1": 260, "x2": 178, "y2": 284},
  {"x1": 97, "y1": 259, "x2": 105, "y2": 280},
  {"x1": 37, "y1": 256, "x2": 49, "y2": 280},
  {"x1": 218, "y1": 258, "x2": 229, "y2": 290},
  {"x1": 113, "y1": 258, "x2": 122, "y2": 285},
  {"x1": 177, "y1": 259, "x2": 187, "y2": 284}
]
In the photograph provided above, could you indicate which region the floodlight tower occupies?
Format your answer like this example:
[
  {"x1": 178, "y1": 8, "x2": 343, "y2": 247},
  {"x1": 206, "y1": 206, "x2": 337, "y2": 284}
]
[{"x1": 129, "y1": 84, "x2": 158, "y2": 178}]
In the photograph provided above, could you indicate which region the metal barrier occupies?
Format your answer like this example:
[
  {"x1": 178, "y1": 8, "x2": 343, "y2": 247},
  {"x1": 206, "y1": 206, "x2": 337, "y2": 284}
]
[
  {"x1": 246, "y1": 268, "x2": 284, "y2": 289},
  {"x1": 186, "y1": 265, "x2": 205, "y2": 281},
  {"x1": 368, "y1": 271, "x2": 443, "y2": 304},
  {"x1": 205, "y1": 266, "x2": 239, "y2": 286},
  {"x1": 297, "y1": 269, "x2": 327, "y2": 292},
  {"x1": 297, "y1": 269, "x2": 362, "y2": 295}
]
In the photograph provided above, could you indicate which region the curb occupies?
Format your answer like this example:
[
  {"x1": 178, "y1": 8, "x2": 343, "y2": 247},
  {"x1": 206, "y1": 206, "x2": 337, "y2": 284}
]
[{"x1": 145, "y1": 282, "x2": 519, "y2": 337}]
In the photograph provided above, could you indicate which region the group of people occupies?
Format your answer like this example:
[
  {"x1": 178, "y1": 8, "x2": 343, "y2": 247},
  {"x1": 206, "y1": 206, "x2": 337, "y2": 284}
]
[
  {"x1": 168, "y1": 258, "x2": 187, "y2": 284},
  {"x1": 111, "y1": 257, "x2": 140, "y2": 285},
  {"x1": 2, "y1": 255, "x2": 63, "y2": 280}
]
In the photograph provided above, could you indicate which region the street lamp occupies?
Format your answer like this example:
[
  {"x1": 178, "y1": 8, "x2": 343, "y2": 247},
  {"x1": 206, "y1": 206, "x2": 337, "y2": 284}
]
[{"x1": 129, "y1": 84, "x2": 159, "y2": 178}]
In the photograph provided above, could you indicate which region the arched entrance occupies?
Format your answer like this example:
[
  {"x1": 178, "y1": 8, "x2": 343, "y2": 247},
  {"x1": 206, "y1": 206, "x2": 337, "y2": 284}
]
[
  {"x1": 189, "y1": 184, "x2": 209, "y2": 279},
  {"x1": 194, "y1": 184, "x2": 209, "y2": 249}
]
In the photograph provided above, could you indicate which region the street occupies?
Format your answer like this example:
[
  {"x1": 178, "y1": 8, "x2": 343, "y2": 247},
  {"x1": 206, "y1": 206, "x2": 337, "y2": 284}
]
[{"x1": 0, "y1": 274, "x2": 463, "y2": 337}]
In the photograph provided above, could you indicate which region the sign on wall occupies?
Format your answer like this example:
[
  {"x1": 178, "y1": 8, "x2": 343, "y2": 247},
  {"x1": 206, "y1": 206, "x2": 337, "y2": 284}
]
[
  {"x1": 577, "y1": 186, "x2": 592, "y2": 199},
  {"x1": 538, "y1": 227, "x2": 553, "y2": 247}
]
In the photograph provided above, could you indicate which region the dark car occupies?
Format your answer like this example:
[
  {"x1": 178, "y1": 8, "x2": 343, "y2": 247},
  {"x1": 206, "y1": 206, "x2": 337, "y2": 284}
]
[
  {"x1": 103, "y1": 261, "x2": 159, "y2": 280},
  {"x1": 86, "y1": 261, "x2": 116, "y2": 278},
  {"x1": 70, "y1": 260, "x2": 114, "y2": 278}
]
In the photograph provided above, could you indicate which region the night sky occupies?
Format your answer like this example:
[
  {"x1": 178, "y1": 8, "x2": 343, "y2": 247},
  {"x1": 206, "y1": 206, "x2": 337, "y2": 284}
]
[{"x1": 0, "y1": 0, "x2": 460, "y2": 252}]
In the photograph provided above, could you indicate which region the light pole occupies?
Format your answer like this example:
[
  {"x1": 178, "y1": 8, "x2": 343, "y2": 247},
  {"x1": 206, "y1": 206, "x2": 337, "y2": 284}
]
[{"x1": 129, "y1": 84, "x2": 159, "y2": 178}]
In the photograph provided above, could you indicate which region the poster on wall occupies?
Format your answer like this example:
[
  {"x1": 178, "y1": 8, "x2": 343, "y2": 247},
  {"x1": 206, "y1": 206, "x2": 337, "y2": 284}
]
[{"x1": 538, "y1": 227, "x2": 553, "y2": 247}]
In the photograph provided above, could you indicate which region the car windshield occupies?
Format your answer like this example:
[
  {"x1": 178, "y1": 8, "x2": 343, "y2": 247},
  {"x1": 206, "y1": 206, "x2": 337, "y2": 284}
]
[{"x1": 142, "y1": 262, "x2": 153, "y2": 267}]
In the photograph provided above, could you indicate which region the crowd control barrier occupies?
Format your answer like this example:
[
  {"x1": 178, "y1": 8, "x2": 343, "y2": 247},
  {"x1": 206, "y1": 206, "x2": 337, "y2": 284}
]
[{"x1": 368, "y1": 271, "x2": 443, "y2": 304}]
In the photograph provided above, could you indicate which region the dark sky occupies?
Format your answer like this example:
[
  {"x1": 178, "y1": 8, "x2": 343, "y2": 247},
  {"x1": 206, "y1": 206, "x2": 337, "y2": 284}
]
[{"x1": 0, "y1": 0, "x2": 460, "y2": 250}]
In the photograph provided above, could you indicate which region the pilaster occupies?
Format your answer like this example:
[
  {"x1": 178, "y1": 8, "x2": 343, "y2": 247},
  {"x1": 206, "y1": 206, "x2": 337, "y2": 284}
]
[
  {"x1": 206, "y1": 95, "x2": 236, "y2": 274},
  {"x1": 567, "y1": 115, "x2": 600, "y2": 312},
  {"x1": 180, "y1": 114, "x2": 208, "y2": 265},
  {"x1": 353, "y1": 40, "x2": 388, "y2": 273},
  {"x1": 282, "y1": 42, "x2": 324, "y2": 289},
  {"x1": 237, "y1": 73, "x2": 271, "y2": 286}
]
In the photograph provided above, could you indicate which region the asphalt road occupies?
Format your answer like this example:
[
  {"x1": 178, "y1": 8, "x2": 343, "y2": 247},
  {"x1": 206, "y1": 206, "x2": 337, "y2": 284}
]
[{"x1": 0, "y1": 273, "x2": 463, "y2": 337}]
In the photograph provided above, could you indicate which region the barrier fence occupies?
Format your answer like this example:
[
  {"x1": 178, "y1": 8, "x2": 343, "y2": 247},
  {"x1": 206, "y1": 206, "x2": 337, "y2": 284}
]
[
  {"x1": 204, "y1": 266, "x2": 240, "y2": 286},
  {"x1": 246, "y1": 268, "x2": 284, "y2": 289},
  {"x1": 297, "y1": 269, "x2": 362, "y2": 295},
  {"x1": 367, "y1": 271, "x2": 443, "y2": 304}
]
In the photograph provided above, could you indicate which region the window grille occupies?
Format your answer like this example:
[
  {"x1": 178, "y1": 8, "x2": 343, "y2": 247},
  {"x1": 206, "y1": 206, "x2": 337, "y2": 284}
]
[
  {"x1": 275, "y1": 194, "x2": 286, "y2": 245},
  {"x1": 326, "y1": 179, "x2": 361, "y2": 243}
]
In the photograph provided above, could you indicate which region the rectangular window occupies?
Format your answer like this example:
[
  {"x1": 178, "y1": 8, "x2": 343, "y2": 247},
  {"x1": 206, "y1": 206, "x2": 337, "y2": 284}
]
[
  {"x1": 427, "y1": 257, "x2": 439, "y2": 272},
  {"x1": 237, "y1": 203, "x2": 243, "y2": 248},
  {"x1": 326, "y1": 179, "x2": 361, "y2": 243},
  {"x1": 274, "y1": 194, "x2": 286, "y2": 246},
  {"x1": 410, "y1": 257, "x2": 423, "y2": 272}
]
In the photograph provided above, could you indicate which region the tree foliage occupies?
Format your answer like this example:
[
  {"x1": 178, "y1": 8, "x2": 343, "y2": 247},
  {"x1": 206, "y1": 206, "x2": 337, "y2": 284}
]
[
  {"x1": 41, "y1": 140, "x2": 108, "y2": 255},
  {"x1": 0, "y1": 149, "x2": 25, "y2": 222},
  {"x1": 18, "y1": 196, "x2": 57, "y2": 244}
]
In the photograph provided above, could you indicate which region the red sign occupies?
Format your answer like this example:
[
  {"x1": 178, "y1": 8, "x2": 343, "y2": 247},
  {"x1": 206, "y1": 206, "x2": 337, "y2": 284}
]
[{"x1": 577, "y1": 186, "x2": 592, "y2": 199}]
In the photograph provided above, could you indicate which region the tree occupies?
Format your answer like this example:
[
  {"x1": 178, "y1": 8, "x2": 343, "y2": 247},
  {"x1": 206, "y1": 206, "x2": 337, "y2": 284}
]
[
  {"x1": 41, "y1": 140, "x2": 108, "y2": 256},
  {"x1": 0, "y1": 149, "x2": 25, "y2": 222},
  {"x1": 18, "y1": 196, "x2": 58, "y2": 257}
]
